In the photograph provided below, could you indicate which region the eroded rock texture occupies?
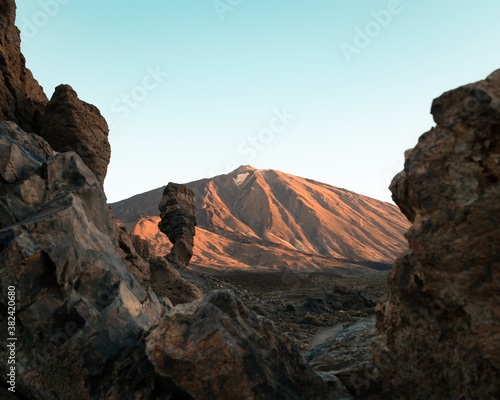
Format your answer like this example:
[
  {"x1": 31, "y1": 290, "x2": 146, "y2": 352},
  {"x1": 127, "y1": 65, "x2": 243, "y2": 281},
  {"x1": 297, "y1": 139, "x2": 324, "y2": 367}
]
[
  {"x1": 149, "y1": 256, "x2": 203, "y2": 306},
  {"x1": 158, "y1": 182, "x2": 197, "y2": 268},
  {"x1": 372, "y1": 70, "x2": 500, "y2": 399},
  {"x1": 0, "y1": 121, "x2": 181, "y2": 399},
  {"x1": 0, "y1": 0, "x2": 47, "y2": 133},
  {"x1": 146, "y1": 290, "x2": 334, "y2": 400},
  {"x1": 39, "y1": 84, "x2": 111, "y2": 184},
  {"x1": 307, "y1": 318, "x2": 381, "y2": 398},
  {"x1": 117, "y1": 225, "x2": 151, "y2": 284}
]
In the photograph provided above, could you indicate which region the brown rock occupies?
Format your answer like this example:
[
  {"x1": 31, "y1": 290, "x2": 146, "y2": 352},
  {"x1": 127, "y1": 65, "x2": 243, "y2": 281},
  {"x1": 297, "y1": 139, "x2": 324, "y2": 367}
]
[
  {"x1": 0, "y1": 0, "x2": 47, "y2": 133},
  {"x1": 158, "y1": 182, "x2": 197, "y2": 268},
  {"x1": 146, "y1": 290, "x2": 336, "y2": 400},
  {"x1": 372, "y1": 70, "x2": 500, "y2": 399},
  {"x1": 117, "y1": 225, "x2": 151, "y2": 284},
  {"x1": 0, "y1": 122, "x2": 190, "y2": 399},
  {"x1": 306, "y1": 318, "x2": 381, "y2": 399},
  {"x1": 130, "y1": 232, "x2": 154, "y2": 260},
  {"x1": 149, "y1": 256, "x2": 203, "y2": 305},
  {"x1": 39, "y1": 84, "x2": 110, "y2": 184}
]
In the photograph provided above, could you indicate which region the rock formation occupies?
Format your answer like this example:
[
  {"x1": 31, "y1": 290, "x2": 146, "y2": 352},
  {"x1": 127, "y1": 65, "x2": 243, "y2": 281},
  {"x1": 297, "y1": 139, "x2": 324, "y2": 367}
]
[
  {"x1": 146, "y1": 289, "x2": 338, "y2": 400},
  {"x1": 0, "y1": 0, "x2": 111, "y2": 185},
  {"x1": 39, "y1": 84, "x2": 111, "y2": 184},
  {"x1": 158, "y1": 182, "x2": 197, "y2": 268},
  {"x1": 0, "y1": 0, "x2": 47, "y2": 134},
  {"x1": 117, "y1": 225, "x2": 151, "y2": 284},
  {"x1": 306, "y1": 318, "x2": 381, "y2": 398},
  {"x1": 149, "y1": 256, "x2": 203, "y2": 305},
  {"x1": 0, "y1": 121, "x2": 169, "y2": 399},
  {"x1": 371, "y1": 70, "x2": 500, "y2": 399}
]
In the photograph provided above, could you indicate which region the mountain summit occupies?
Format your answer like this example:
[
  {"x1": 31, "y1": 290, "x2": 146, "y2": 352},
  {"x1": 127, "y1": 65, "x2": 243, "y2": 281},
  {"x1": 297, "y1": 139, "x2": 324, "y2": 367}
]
[{"x1": 111, "y1": 166, "x2": 410, "y2": 273}]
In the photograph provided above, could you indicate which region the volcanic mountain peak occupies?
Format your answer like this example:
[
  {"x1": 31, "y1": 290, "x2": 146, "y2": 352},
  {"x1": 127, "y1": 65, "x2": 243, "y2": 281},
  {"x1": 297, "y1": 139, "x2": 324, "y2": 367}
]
[
  {"x1": 111, "y1": 167, "x2": 410, "y2": 273},
  {"x1": 229, "y1": 165, "x2": 257, "y2": 175}
]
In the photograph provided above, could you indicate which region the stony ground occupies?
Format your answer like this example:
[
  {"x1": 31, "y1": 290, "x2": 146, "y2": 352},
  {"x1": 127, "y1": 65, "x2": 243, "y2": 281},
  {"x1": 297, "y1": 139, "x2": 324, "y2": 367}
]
[{"x1": 179, "y1": 269, "x2": 388, "y2": 352}]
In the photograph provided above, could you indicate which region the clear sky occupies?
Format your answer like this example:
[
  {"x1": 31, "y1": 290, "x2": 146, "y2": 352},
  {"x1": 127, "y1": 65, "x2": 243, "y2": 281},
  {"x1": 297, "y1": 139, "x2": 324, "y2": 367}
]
[{"x1": 15, "y1": 0, "x2": 500, "y2": 203}]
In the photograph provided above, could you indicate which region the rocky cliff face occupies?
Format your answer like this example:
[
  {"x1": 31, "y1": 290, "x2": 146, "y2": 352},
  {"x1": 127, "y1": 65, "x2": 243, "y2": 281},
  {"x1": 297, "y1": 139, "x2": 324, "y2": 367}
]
[
  {"x1": 372, "y1": 70, "x2": 500, "y2": 399},
  {"x1": 0, "y1": 120, "x2": 168, "y2": 399},
  {"x1": 0, "y1": 1, "x2": 111, "y2": 185},
  {"x1": 39, "y1": 84, "x2": 111, "y2": 185},
  {"x1": 158, "y1": 182, "x2": 197, "y2": 268},
  {"x1": 0, "y1": 0, "x2": 47, "y2": 133}
]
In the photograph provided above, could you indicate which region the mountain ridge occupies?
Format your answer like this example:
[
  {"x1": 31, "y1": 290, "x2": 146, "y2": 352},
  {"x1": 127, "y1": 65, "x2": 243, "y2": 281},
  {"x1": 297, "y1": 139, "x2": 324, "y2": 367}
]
[{"x1": 111, "y1": 166, "x2": 410, "y2": 273}]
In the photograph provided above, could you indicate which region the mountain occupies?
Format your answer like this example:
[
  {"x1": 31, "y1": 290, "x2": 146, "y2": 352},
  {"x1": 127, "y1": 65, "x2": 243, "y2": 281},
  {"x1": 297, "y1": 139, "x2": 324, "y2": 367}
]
[{"x1": 111, "y1": 166, "x2": 410, "y2": 273}]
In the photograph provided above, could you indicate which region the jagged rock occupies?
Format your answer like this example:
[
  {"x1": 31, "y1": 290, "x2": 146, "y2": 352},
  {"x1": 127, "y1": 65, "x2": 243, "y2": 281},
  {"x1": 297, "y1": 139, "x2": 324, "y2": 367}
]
[
  {"x1": 149, "y1": 256, "x2": 203, "y2": 305},
  {"x1": 39, "y1": 84, "x2": 110, "y2": 184},
  {"x1": 306, "y1": 318, "x2": 381, "y2": 399},
  {"x1": 130, "y1": 232, "x2": 154, "y2": 260},
  {"x1": 371, "y1": 70, "x2": 500, "y2": 399},
  {"x1": 0, "y1": 0, "x2": 47, "y2": 133},
  {"x1": 117, "y1": 226, "x2": 151, "y2": 284},
  {"x1": 158, "y1": 182, "x2": 197, "y2": 268},
  {"x1": 0, "y1": 122, "x2": 187, "y2": 399},
  {"x1": 0, "y1": 120, "x2": 55, "y2": 185},
  {"x1": 146, "y1": 289, "x2": 337, "y2": 400}
]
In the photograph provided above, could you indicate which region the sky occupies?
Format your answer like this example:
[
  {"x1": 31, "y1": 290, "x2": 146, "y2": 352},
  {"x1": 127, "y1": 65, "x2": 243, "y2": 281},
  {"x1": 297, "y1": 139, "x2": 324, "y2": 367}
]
[{"x1": 15, "y1": 0, "x2": 500, "y2": 204}]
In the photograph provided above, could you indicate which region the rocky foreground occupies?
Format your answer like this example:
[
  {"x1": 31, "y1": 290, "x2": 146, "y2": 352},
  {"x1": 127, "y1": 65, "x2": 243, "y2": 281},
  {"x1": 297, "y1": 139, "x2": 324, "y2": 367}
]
[{"x1": 1, "y1": 0, "x2": 500, "y2": 398}]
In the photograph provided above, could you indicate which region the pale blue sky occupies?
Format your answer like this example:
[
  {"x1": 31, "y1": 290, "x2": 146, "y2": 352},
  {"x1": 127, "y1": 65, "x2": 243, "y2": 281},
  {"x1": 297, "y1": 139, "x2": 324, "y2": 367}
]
[{"x1": 15, "y1": 0, "x2": 500, "y2": 203}]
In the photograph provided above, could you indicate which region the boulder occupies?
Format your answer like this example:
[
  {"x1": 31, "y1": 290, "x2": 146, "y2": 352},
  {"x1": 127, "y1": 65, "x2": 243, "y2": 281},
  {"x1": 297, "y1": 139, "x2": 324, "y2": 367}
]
[
  {"x1": 0, "y1": 122, "x2": 185, "y2": 399},
  {"x1": 371, "y1": 70, "x2": 500, "y2": 399},
  {"x1": 306, "y1": 318, "x2": 381, "y2": 398},
  {"x1": 0, "y1": 0, "x2": 47, "y2": 133},
  {"x1": 146, "y1": 290, "x2": 337, "y2": 400},
  {"x1": 158, "y1": 182, "x2": 197, "y2": 268},
  {"x1": 130, "y1": 232, "x2": 154, "y2": 260},
  {"x1": 39, "y1": 84, "x2": 111, "y2": 184},
  {"x1": 149, "y1": 256, "x2": 203, "y2": 305}
]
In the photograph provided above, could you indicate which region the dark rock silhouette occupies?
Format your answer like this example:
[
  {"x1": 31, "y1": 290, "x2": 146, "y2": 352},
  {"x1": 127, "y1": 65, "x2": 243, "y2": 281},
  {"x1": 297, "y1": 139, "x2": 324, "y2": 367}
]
[
  {"x1": 158, "y1": 182, "x2": 197, "y2": 268},
  {"x1": 372, "y1": 70, "x2": 500, "y2": 399},
  {"x1": 39, "y1": 84, "x2": 111, "y2": 185},
  {"x1": 0, "y1": 0, "x2": 47, "y2": 134}
]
